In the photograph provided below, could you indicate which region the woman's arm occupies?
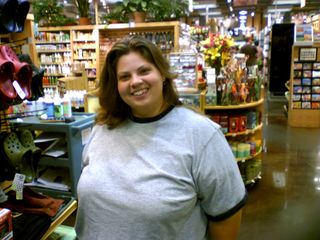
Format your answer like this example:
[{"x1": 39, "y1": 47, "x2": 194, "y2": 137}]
[{"x1": 207, "y1": 209, "x2": 243, "y2": 240}]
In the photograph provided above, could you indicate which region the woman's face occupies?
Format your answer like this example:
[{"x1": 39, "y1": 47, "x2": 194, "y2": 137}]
[{"x1": 116, "y1": 51, "x2": 165, "y2": 118}]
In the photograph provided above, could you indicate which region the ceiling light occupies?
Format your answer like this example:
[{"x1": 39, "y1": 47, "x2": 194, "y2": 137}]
[
  {"x1": 267, "y1": 8, "x2": 292, "y2": 13},
  {"x1": 251, "y1": 12, "x2": 255, "y2": 17},
  {"x1": 239, "y1": 10, "x2": 247, "y2": 15},
  {"x1": 273, "y1": 0, "x2": 300, "y2": 4},
  {"x1": 192, "y1": 4, "x2": 217, "y2": 9}
]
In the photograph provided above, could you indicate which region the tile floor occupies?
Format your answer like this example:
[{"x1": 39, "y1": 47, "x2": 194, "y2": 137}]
[
  {"x1": 63, "y1": 94, "x2": 320, "y2": 240},
  {"x1": 239, "y1": 95, "x2": 320, "y2": 240}
]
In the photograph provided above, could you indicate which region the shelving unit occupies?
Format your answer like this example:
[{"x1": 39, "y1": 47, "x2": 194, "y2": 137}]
[
  {"x1": 10, "y1": 113, "x2": 95, "y2": 198},
  {"x1": 35, "y1": 21, "x2": 189, "y2": 91},
  {"x1": 200, "y1": 90, "x2": 264, "y2": 185},
  {"x1": 288, "y1": 45, "x2": 320, "y2": 127}
]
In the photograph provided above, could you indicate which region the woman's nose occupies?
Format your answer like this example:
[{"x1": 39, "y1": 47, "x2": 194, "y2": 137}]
[{"x1": 130, "y1": 74, "x2": 142, "y2": 85}]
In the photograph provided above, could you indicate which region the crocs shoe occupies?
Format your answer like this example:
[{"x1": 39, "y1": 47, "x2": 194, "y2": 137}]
[
  {"x1": 0, "y1": 57, "x2": 16, "y2": 100},
  {"x1": 18, "y1": 129, "x2": 42, "y2": 178},
  {"x1": 18, "y1": 54, "x2": 44, "y2": 100},
  {"x1": 2, "y1": 131, "x2": 34, "y2": 182},
  {"x1": 0, "y1": 45, "x2": 32, "y2": 99},
  {"x1": 15, "y1": 0, "x2": 30, "y2": 33},
  {"x1": 0, "y1": 0, "x2": 18, "y2": 33}
]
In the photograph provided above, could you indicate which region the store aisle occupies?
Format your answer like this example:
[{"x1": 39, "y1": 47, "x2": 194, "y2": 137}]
[{"x1": 239, "y1": 96, "x2": 320, "y2": 240}]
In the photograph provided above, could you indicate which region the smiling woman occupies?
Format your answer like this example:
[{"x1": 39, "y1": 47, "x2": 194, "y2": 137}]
[{"x1": 75, "y1": 35, "x2": 247, "y2": 240}]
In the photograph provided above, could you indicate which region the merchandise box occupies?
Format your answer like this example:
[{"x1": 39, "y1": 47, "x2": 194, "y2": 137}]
[{"x1": 0, "y1": 208, "x2": 13, "y2": 240}]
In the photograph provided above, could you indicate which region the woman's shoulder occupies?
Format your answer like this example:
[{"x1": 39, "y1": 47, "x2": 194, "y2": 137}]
[{"x1": 173, "y1": 106, "x2": 221, "y2": 132}]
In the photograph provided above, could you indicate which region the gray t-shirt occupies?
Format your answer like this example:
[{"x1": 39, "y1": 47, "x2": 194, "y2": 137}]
[{"x1": 75, "y1": 106, "x2": 247, "y2": 239}]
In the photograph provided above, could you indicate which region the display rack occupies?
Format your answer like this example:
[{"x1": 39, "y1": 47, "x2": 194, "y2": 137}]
[
  {"x1": 9, "y1": 113, "x2": 95, "y2": 198},
  {"x1": 200, "y1": 89, "x2": 264, "y2": 185},
  {"x1": 35, "y1": 21, "x2": 189, "y2": 90},
  {"x1": 288, "y1": 45, "x2": 320, "y2": 127}
]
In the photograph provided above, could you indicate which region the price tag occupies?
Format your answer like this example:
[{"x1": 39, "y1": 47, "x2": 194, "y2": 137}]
[
  {"x1": 12, "y1": 173, "x2": 26, "y2": 200},
  {"x1": 12, "y1": 80, "x2": 26, "y2": 100}
]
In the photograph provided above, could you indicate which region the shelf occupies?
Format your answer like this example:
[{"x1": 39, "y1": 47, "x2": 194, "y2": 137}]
[
  {"x1": 36, "y1": 41, "x2": 70, "y2": 44},
  {"x1": 236, "y1": 149, "x2": 262, "y2": 163},
  {"x1": 204, "y1": 98, "x2": 264, "y2": 110},
  {"x1": 244, "y1": 174, "x2": 262, "y2": 185},
  {"x1": 37, "y1": 50, "x2": 71, "y2": 53},
  {"x1": 225, "y1": 123, "x2": 263, "y2": 137},
  {"x1": 40, "y1": 62, "x2": 63, "y2": 65},
  {"x1": 73, "y1": 39, "x2": 95, "y2": 42},
  {"x1": 39, "y1": 156, "x2": 70, "y2": 167},
  {"x1": 40, "y1": 199, "x2": 77, "y2": 240}
]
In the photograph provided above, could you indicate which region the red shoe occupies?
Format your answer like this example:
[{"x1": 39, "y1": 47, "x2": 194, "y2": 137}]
[
  {"x1": 0, "y1": 45, "x2": 32, "y2": 99},
  {"x1": 0, "y1": 57, "x2": 16, "y2": 99}
]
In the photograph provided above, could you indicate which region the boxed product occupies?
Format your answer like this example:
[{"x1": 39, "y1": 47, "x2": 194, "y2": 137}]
[{"x1": 0, "y1": 208, "x2": 13, "y2": 240}]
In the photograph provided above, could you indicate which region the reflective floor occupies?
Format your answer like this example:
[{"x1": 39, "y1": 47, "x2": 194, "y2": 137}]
[{"x1": 239, "y1": 96, "x2": 320, "y2": 240}]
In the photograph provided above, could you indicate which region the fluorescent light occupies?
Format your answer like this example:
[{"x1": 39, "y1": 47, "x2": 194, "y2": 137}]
[
  {"x1": 272, "y1": 0, "x2": 300, "y2": 4},
  {"x1": 199, "y1": 11, "x2": 222, "y2": 16},
  {"x1": 239, "y1": 10, "x2": 247, "y2": 15},
  {"x1": 267, "y1": 8, "x2": 292, "y2": 13},
  {"x1": 193, "y1": 4, "x2": 217, "y2": 9}
]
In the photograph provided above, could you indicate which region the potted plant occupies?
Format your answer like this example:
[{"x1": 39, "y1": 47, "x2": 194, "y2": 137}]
[
  {"x1": 121, "y1": 0, "x2": 155, "y2": 23},
  {"x1": 75, "y1": 0, "x2": 90, "y2": 25},
  {"x1": 151, "y1": 0, "x2": 189, "y2": 22},
  {"x1": 102, "y1": 3, "x2": 129, "y2": 24},
  {"x1": 32, "y1": 0, "x2": 77, "y2": 26}
]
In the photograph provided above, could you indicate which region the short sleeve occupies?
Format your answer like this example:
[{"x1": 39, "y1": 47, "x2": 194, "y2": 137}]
[{"x1": 192, "y1": 128, "x2": 247, "y2": 221}]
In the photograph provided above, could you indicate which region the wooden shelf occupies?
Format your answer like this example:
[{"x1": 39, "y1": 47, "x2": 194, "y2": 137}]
[
  {"x1": 40, "y1": 200, "x2": 77, "y2": 240},
  {"x1": 236, "y1": 149, "x2": 263, "y2": 163},
  {"x1": 203, "y1": 98, "x2": 264, "y2": 110},
  {"x1": 225, "y1": 123, "x2": 263, "y2": 137}
]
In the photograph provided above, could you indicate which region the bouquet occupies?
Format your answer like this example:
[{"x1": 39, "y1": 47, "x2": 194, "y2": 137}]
[{"x1": 200, "y1": 33, "x2": 235, "y2": 69}]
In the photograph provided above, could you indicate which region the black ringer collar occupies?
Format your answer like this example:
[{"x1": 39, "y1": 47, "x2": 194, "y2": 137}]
[{"x1": 130, "y1": 105, "x2": 175, "y2": 123}]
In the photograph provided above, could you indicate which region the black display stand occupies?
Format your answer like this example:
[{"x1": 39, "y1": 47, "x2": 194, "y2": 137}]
[{"x1": 269, "y1": 23, "x2": 295, "y2": 95}]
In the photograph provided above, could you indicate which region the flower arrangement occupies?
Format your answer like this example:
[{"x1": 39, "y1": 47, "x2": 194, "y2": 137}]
[{"x1": 200, "y1": 33, "x2": 235, "y2": 69}]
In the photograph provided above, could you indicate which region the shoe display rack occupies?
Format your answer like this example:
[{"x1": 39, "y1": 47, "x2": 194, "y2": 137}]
[{"x1": 9, "y1": 113, "x2": 95, "y2": 198}]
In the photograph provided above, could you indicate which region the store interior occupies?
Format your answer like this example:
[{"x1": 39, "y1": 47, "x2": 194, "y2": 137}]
[{"x1": 0, "y1": 0, "x2": 320, "y2": 239}]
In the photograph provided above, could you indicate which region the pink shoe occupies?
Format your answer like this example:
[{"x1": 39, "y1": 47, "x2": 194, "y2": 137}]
[
  {"x1": 0, "y1": 45, "x2": 32, "y2": 99},
  {"x1": 0, "y1": 57, "x2": 16, "y2": 99}
]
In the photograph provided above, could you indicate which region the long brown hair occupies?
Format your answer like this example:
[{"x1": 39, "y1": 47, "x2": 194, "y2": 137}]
[{"x1": 96, "y1": 35, "x2": 182, "y2": 129}]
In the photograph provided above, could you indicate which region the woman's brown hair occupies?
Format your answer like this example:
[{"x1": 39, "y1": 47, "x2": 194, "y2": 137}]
[{"x1": 96, "y1": 35, "x2": 182, "y2": 129}]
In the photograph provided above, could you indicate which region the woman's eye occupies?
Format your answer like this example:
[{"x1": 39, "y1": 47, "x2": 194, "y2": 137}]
[
  {"x1": 139, "y1": 68, "x2": 150, "y2": 75},
  {"x1": 118, "y1": 75, "x2": 130, "y2": 81}
]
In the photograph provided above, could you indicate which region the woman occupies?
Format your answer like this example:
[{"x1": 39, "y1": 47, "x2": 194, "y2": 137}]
[{"x1": 75, "y1": 35, "x2": 247, "y2": 239}]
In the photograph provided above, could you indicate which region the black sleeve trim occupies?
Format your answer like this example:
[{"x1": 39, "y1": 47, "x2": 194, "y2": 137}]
[{"x1": 206, "y1": 191, "x2": 248, "y2": 222}]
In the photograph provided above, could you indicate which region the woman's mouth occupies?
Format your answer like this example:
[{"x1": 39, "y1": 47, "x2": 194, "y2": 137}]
[{"x1": 132, "y1": 88, "x2": 148, "y2": 96}]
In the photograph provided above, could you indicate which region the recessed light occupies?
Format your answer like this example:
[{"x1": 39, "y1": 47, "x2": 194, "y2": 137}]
[{"x1": 239, "y1": 10, "x2": 247, "y2": 15}]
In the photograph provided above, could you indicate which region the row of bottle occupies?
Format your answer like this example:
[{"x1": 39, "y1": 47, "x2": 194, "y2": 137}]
[
  {"x1": 130, "y1": 32, "x2": 174, "y2": 51},
  {"x1": 7, "y1": 92, "x2": 72, "y2": 120},
  {"x1": 36, "y1": 44, "x2": 71, "y2": 51},
  {"x1": 35, "y1": 32, "x2": 70, "y2": 42},
  {"x1": 43, "y1": 89, "x2": 86, "y2": 109},
  {"x1": 43, "y1": 91, "x2": 73, "y2": 120},
  {"x1": 40, "y1": 52, "x2": 72, "y2": 64},
  {"x1": 41, "y1": 64, "x2": 72, "y2": 75}
]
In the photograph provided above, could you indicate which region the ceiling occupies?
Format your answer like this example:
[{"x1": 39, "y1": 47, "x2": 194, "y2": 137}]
[
  {"x1": 192, "y1": 0, "x2": 320, "y2": 19},
  {"x1": 32, "y1": 0, "x2": 320, "y2": 24}
]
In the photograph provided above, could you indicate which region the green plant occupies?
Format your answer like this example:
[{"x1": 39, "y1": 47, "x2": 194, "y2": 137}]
[
  {"x1": 75, "y1": 0, "x2": 90, "y2": 18},
  {"x1": 122, "y1": 0, "x2": 153, "y2": 13},
  {"x1": 151, "y1": 0, "x2": 189, "y2": 21},
  {"x1": 102, "y1": 3, "x2": 129, "y2": 23},
  {"x1": 32, "y1": 0, "x2": 77, "y2": 26}
]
